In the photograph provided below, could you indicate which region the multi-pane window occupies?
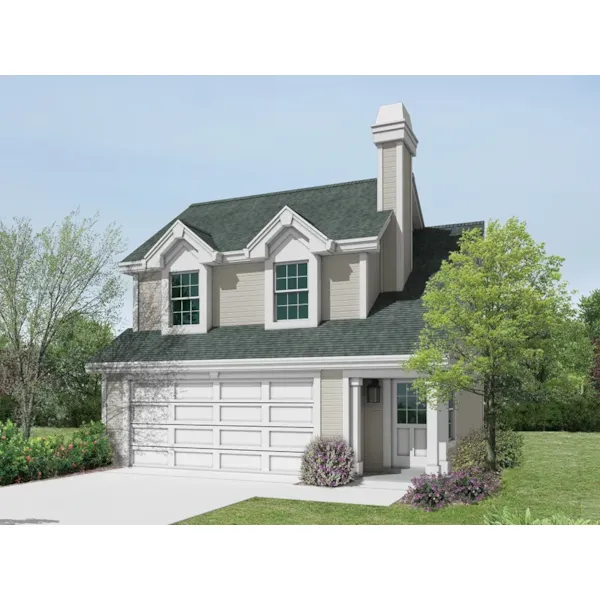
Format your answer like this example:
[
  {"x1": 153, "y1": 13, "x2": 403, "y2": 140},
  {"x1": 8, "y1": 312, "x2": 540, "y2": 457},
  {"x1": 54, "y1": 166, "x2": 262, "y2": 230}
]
[
  {"x1": 171, "y1": 272, "x2": 200, "y2": 325},
  {"x1": 397, "y1": 382, "x2": 427, "y2": 425},
  {"x1": 448, "y1": 396, "x2": 455, "y2": 440},
  {"x1": 275, "y1": 262, "x2": 309, "y2": 320}
]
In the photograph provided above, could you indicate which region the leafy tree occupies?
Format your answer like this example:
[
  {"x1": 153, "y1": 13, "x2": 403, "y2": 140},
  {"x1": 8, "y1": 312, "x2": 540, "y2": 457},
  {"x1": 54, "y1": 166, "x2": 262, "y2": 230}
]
[
  {"x1": 0, "y1": 211, "x2": 124, "y2": 437},
  {"x1": 579, "y1": 289, "x2": 600, "y2": 341},
  {"x1": 405, "y1": 217, "x2": 579, "y2": 470},
  {"x1": 39, "y1": 313, "x2": 114, "y2": 426},
  {"x1": 504, "y1": 316, "x2": 594, "y2": 431},
  {"x1": 579, "y1": 289, "x2": 600, "y2": 389}
]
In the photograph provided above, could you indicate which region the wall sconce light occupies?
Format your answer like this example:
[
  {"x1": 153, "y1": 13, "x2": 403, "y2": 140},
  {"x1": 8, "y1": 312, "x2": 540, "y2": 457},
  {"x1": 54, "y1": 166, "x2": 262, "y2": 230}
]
[{"x1": 366, "y1": 379, "x2": 381, "y2": 404}]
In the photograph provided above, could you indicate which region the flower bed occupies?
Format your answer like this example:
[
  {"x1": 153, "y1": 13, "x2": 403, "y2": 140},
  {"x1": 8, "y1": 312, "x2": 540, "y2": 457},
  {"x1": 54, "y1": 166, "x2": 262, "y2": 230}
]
[
  {"x1": 0, "y1": 421, "x2": 113, "y2": 486},
  {"x1": 401, "y1": 467, "x2": 501, "y2": 511}
]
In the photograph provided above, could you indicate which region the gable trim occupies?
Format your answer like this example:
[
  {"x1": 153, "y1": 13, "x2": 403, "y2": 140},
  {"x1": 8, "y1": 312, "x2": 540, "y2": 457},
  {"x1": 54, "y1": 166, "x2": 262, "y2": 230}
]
[
  {"x1": 119, "y1": 220, "x2": 222, "y2": 274},
  {"x1": 245, "y1": 205, "x2": 334, "y2": 259}
]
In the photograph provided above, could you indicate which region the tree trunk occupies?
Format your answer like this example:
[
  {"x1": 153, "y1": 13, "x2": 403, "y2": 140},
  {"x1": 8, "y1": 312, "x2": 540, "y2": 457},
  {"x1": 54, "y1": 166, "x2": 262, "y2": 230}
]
[
  {"x1": 484, "y1": 386, "x2": 497, "y2": 471},
  {"x1": 15, "y1": 383, "x2": 36, "y2": 440},
  {"x1": 22, "y1": 413, "x2": 32, "y2": 440}
]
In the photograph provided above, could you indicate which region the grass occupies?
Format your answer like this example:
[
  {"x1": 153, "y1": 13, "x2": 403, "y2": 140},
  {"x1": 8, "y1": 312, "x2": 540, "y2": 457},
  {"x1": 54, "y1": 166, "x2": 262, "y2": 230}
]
[
  {"x1": 177, "y1": 432, "x2": 600, "y2": 525},
  {"x1": 31, "y1": 427, "x2": 79, "y2": 439}
]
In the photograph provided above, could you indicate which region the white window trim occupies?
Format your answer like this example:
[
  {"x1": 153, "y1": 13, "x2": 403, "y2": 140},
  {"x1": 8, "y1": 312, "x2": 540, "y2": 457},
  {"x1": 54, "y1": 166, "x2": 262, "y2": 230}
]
[
  {"x1": 161, "y1": 263, "x2": 212, "y2": 335},
  {"x1": 264, "y1": 230, "x2": 321, "y2": 330},
  {"x1": 168, "y1": 270, "x2": 201, "y2": 329},
  {"x1": 273, "y1": 260, "x2": 310, "y2": 323}
]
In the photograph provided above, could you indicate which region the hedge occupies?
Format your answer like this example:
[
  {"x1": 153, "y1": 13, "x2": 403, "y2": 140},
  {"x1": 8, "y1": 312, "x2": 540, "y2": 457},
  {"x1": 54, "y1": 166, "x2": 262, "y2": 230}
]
[{"x1": 0, "y1": 420, "x2": 113, "y2": 486}]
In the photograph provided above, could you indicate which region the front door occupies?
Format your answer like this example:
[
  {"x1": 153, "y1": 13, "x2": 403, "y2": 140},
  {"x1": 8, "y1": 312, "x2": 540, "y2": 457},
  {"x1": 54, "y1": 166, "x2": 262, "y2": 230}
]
[{"x1": 391, "y1": 381, "x2": 428, "y2": 468}]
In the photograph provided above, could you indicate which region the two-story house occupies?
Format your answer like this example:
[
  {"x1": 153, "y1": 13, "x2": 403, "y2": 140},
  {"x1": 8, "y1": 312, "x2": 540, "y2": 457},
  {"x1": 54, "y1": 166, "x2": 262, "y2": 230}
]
[{"x1": 87, "y1": 102, "x2": 484, "y2": 481}]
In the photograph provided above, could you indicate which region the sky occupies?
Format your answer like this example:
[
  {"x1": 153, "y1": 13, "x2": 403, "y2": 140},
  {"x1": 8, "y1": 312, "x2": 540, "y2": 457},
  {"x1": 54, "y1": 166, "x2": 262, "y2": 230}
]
[{"x1": 1, "y1": 76, "x2": 599, "y2": 333}]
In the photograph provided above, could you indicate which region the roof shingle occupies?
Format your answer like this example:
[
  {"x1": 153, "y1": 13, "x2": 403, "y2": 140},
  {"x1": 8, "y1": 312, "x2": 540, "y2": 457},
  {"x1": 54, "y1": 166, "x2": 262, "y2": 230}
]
[
  {"x1": 123, "y1": 179, "x2": 390, "y2": 262},
  {"x1": 92, "y1": 220, "x2": 484, "y2": 364}
]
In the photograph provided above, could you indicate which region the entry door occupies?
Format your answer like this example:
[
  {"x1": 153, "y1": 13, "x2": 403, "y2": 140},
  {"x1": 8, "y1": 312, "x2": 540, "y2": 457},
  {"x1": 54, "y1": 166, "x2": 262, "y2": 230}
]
[{"x1": 391, "y1": 381, "x2": 428, "y2": 468}]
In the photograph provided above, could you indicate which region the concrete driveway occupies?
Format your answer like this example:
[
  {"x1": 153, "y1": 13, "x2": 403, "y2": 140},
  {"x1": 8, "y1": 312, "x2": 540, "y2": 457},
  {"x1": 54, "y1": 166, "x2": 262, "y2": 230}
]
[{"x1": 0, "y1": 468, "x2": 404, "y2": 525}]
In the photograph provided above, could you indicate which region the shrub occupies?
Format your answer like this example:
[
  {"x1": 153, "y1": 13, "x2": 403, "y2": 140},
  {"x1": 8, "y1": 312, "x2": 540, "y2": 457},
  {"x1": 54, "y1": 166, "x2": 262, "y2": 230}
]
[
  {"x1": 300, "y1": 436, "x2": 355, "y2": 487},
  {"x1": 0, "y1": 420, "x2": 112, "y2": 486},
  {"x1": 402, "y1": 467, "x2": 501, "y2": 511},
  {"x1": 36, "y1": 392, "x2": 101, "y2": 428},
  {"x1": 401, "y1": 473, "x2": 455, "y2": 511},
  {"x1": 505, "y1": 386, "x2": 600, "y2": 433},
  {"x1": 450, "y1": 427, "x2": 524, "y2": 471},
  {"x1": 484, "y1": 507, "x2": 595, "y2": 525}
]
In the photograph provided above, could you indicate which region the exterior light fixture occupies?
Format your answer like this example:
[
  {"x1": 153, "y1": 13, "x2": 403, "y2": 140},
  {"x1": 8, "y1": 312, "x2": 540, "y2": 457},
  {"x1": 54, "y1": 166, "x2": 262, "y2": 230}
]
[{"x1": 366, "y1": 379, "x2": 381, "y2": 404}]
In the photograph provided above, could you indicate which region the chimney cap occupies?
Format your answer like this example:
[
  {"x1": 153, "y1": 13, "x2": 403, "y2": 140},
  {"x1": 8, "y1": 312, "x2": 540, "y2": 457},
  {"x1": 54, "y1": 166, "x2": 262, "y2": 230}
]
[
  {"x1": 374, "y1": 102, "x2": 412, "y2": 129},
  {"x1": 371, "y1": 102, "x2": 418, "y2": 155}
]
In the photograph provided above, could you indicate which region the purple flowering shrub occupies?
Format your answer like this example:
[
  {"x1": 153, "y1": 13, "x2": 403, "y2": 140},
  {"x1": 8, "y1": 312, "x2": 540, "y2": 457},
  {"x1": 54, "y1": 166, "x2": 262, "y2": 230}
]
[
  {"x1": 402, "y1": 467, "x2": 501, "y2": 511},
  {"x1": 300, "y1": 436, "x2": 355, "y2": 487}
]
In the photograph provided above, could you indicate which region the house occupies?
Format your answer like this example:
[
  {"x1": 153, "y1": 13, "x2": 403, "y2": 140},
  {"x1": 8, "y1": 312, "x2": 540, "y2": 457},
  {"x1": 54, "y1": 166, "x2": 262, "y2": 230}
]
[{"x1": 86, "y1": 102, "x2": 484, "y2": 481}]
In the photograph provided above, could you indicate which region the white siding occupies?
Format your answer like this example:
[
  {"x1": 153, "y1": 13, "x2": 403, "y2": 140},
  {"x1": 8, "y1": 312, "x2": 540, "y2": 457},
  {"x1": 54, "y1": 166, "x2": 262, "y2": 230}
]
[
  {"x1": 212, "y1": 262, "x2": 264, "y2": 326},
  {"x1": 382, "y1": 142, "x2": 397, "y2": 211},
  {"x1": 380, "y1": 220, "x2": 397, "y2": 292},
  {"x1": 321, "y1": 254, "x2": 360, "y2": 320},
  {"x1": 366, "y1": 252, "x2": 380, "y2": 314},
  {"x1": 455, "y1": 389, "x2": 484, "y2": 440},
  {"x1": 400, "y1": 148, "x2": 413, "y2": 285},
  {"x1": 137, "y1": 271, "x2": 162, "y2": 331},
  {"x1": 321, "y1": 370, "x2": 343, "y2": 437}
]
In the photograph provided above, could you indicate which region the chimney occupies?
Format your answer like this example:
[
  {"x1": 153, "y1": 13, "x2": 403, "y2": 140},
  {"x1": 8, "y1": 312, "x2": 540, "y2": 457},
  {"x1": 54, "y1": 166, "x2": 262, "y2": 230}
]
[{"x1": 371, "y1": 103, "x2": 418, "y2": 292}]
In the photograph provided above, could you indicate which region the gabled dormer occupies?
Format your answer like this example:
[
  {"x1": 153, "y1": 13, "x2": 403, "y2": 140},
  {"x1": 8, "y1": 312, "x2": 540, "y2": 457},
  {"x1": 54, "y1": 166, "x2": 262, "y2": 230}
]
[{"x1": 119, "y1": 102, "x2": 425, "y2": 336}]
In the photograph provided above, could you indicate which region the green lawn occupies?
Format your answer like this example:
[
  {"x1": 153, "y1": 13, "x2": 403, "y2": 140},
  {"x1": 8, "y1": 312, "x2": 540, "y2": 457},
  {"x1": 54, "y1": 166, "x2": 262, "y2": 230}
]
[
  {"x1": 31, "y1": 427, "x2": 79, "y2": 439},
  {"x1": 177, "y1": 432, "x2": 600, "y2": 525}
]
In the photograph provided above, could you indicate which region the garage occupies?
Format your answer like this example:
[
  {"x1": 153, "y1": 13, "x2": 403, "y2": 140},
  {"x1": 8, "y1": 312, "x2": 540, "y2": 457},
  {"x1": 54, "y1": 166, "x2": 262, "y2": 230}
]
[{"x1": 129, "y1": 377, "x2": 316, "y2": 476}]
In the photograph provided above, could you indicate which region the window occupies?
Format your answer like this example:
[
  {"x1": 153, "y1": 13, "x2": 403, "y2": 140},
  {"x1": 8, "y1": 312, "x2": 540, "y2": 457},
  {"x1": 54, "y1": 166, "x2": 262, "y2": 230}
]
[
  {"x1": 275, "y1": 262, "x2": 309, "y2": 320},
  {"x1": 448, "y1": 396, "x2": 455, "y2": 440},
  {"x1": 171, "y1": 271, "x2": 200, "y2": 325},
  {"x1": 397, "y1": 382, "x2": 427, "y2": 424}
]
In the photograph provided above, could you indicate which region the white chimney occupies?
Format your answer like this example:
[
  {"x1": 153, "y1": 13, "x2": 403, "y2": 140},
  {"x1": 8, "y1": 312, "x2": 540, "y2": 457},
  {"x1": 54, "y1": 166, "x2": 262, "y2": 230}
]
[{"x1": 371, "y1": 103, "x2": 418, "y2": 292}]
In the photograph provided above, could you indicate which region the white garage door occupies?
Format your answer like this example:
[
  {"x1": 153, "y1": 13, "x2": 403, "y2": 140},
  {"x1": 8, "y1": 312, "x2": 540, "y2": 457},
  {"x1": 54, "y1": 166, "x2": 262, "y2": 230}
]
[{"x1": 129, "y1": 378, "x2": 315, "y2": 476}]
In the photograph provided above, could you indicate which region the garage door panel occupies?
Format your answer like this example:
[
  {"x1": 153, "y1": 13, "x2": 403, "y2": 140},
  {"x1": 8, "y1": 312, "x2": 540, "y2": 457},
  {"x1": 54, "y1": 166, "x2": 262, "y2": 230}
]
[
  {"x1": 269, "y1": 405, "x2": 313, "y2": 425},
  {"x1": 219, "y1": 429, "x2": 262, "y2": 448},
  {"x1": 174, "y1": 450, "x2": 213, "y2": 469},
  {"x1": 174, "y1": 428, "x2": 214, "y2": 446},
  {"x1": 176, "y1": 383, "x2": 213, "y2": 402},
  {"x1": 133, "y1": 384, "x2": 174, "y2": 403},
  {"x1": 269, "y1": 430, "x2": 312, "y2": 450},
  {"x1": 220, "y1": 452, "x2": 261, "y2": 471},
  {"x1": 132, "y1": 426, "x2": 168, "y2": 446},
  {"x1": 174, "y1": 405, "x2": 213, "y2": 422},
  {"x1": 132, "y1": 405, "x2": 168, "y2": 424},
  {"x1": 269, "y1": 381, "x2": 312, "y2": 400},
  {"x1": 269, "y1": 455, "x2": 302, "y2": 474},
  {"x1": 220, "y1": 405, "x2": 262, "y2": 423},
  {"x1": 133, "y1": 449, "x2": 169, "y2": 466},
  {"x1": 220, "y1": 382, "x2": 261, "y2": 400}
]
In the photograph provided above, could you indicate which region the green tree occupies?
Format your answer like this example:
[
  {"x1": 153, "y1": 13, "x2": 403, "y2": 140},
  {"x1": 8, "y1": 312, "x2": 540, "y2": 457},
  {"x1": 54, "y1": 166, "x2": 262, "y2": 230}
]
[
  {"x1": 405, "y1": 217, "x2": 579, "y2": 470},
  {"x1": 0, "y1": 211, "x2": 124, "y2": 437},
  {"x1": 40, "y1": 312, "x2": 114, "y2": 426},
  {"x1": 579, "y1": 289, "x2": 600, "y2": 390},
  {"x1": 579, "y1": 289, "x2": 600, "y2": 341}
]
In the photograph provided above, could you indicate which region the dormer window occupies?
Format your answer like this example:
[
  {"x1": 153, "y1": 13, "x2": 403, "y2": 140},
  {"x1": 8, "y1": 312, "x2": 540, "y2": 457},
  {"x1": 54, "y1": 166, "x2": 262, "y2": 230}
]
[
  {"x1": 171, "y1": 271, "x2": 200, "y2": 326},
  {"x1": 275, "y1": 262, "x2": 309, "y2": 321}
]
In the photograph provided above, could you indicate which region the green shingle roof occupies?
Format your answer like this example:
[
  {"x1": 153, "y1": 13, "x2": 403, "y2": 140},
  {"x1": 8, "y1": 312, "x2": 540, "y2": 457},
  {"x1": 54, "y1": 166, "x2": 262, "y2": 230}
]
[
  {"x1": 123, "y1": 179, "x2": 391, "y2": 262},
  {"x1": 91, "y1": 221, "x2": 484, "y2": 364}
]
